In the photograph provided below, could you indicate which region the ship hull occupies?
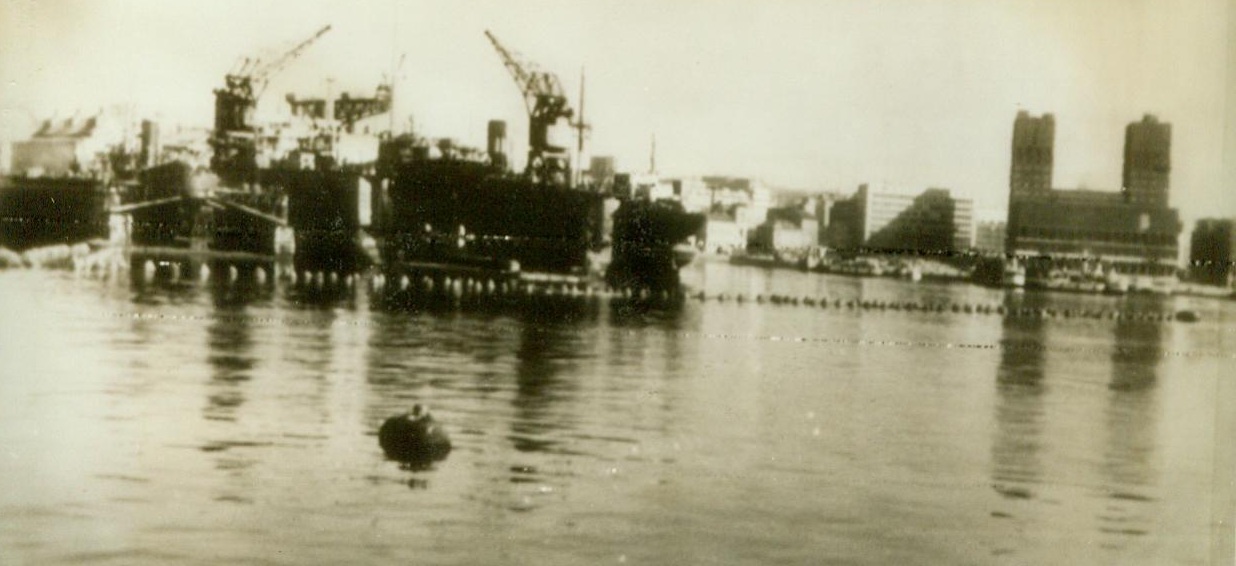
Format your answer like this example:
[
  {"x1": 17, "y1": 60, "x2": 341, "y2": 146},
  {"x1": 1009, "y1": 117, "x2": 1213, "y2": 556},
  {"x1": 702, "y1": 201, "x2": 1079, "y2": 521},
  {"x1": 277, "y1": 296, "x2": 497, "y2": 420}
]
[
  {"x1": 378, "y1": 160, "x2": 604, "y2": 277},
  {"x1": 374, "y1": 160, "x2": 705, "y2": 292},
  {"x1": 125, "y1": 162, "x2": 281, "y2": 261},
  {"x1": 606, "y1": 200, "x2": 705, "y2": 291},
  {"x1": 0, "y1": 177, "x2": 107, "y2": 251},
  {"x1": 267, "y1": 168, "x2": 368, "y2": 274}
]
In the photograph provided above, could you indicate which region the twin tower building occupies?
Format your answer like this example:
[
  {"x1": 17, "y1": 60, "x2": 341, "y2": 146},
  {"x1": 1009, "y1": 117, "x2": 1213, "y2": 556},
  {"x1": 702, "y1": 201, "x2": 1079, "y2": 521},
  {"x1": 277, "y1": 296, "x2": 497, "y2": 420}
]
[{"x1": 1006, "y1": 111, "x2": 1181, "y2": 277}]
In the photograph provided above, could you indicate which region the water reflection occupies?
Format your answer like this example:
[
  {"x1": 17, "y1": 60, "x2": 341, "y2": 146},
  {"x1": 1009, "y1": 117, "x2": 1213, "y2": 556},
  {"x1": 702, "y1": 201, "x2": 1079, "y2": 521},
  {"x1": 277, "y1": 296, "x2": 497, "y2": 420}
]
[
  {"x1": 1098, "y1": 311, "x2": 1164, "y2": 541},
  {"x1": 203, "y1": 303, "x2": 254, "y2": 423},
  {"x1": 509, "y1": 299, "x2": 599, "y2": 455},
  {"x1": 991, "y1": 292, "x2": 1048, "y2": 500}
]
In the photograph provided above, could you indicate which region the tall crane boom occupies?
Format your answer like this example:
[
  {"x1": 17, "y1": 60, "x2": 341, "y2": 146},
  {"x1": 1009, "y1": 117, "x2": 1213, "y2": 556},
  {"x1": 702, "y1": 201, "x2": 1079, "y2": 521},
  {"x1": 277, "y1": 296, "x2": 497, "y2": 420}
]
[
  {"x1": 483, "y1": 30, "x2": 575, "y2": 185},
  {"x1": 484, "y1": 30, "x2": 568, "y2": 115},
  {"x1": 247, "y1": 25, "x2": 332, "y2": 99}
]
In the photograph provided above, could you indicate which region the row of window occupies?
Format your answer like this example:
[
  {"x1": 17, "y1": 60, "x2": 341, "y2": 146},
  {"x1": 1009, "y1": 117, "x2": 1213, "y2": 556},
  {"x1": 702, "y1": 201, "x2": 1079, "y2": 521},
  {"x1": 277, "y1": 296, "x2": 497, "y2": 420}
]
[{"x1": 1013, "y1": 228, "x2": 1176, "y2": 247}]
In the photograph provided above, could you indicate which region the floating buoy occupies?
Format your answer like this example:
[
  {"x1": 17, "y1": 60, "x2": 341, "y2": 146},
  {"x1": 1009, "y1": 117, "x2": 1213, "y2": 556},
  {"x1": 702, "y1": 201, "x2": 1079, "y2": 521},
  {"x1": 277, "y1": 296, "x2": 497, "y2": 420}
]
[{"x1": 379, "y1": 404, "x2": 452, "y2": 465}]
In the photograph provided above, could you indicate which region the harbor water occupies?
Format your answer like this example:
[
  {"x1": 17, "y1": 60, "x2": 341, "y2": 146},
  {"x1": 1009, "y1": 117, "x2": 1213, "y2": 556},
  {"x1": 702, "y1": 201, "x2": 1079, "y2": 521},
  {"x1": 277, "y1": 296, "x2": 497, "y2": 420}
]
[{"x1": 0, "y1": 260, "x2": 1229, "y2": 564}]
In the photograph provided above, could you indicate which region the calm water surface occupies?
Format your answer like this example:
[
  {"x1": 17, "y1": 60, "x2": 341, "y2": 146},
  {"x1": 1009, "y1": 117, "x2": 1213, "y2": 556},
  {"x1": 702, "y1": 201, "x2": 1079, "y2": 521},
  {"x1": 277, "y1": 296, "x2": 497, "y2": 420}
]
[{"x1": 0, "y1": 260, "x2": 1230, "y2": 564}]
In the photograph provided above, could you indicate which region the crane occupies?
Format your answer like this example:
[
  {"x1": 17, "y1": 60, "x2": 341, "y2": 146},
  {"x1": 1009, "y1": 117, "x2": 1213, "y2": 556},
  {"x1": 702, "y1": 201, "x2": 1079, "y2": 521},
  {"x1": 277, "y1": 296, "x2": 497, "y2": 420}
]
[
  {"x1": 484, "y1": 30, "x2": 575, "y2": 185},
  {"x1": 215, "y1": 25, "x2": 331, "y2": 135},
  {"x1": 211, "y1": 25, "x2": 331, "y2": 184},
  {"x1": 225, "y1": 25, "x2": 332, "y2": 102}
]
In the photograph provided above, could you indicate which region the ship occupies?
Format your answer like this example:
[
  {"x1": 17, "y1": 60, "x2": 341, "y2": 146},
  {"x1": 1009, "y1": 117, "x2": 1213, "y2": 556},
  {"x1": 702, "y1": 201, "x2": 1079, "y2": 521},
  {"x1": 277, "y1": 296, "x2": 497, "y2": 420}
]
[
  {"x1": 372, "y1": 30, "x2": 704, "y2": 294},
  {"x1": 0, "y1": 112, "x2": 130, "y2": 252},
  {"x1": 0, "y1": 175, "x2": 108, "y2": 252},
  {"x1": 117, "y1": 26, "x2": 703, "y2": 291},
  {"x1": 119, "y1": 25, "x2": 365, "y2": 276}
]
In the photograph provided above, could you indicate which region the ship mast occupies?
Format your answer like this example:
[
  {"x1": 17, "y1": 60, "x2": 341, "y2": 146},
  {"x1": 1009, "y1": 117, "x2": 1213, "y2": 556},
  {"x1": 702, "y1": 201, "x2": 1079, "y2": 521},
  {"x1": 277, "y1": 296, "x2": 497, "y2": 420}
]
[{"x1": 571, "y1": 67, "x2": 591, "y2": 187}]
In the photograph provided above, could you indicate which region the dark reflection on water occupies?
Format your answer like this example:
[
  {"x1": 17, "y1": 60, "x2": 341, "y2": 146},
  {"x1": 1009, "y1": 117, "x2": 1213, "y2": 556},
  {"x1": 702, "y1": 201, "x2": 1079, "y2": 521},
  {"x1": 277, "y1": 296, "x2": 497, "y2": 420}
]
[
  {"x1": 510, "y1": 304, "x2": 592, "y2": 455},
  {"x1": 1099, "y1": 306, "x2": 1164, "y2": 540},
  {"x1": 204, "y1": 305, "x2": 254, "y2": 422},
  {"x1": 992, "y1": 291, "x2": 1048, "y2": 501}
]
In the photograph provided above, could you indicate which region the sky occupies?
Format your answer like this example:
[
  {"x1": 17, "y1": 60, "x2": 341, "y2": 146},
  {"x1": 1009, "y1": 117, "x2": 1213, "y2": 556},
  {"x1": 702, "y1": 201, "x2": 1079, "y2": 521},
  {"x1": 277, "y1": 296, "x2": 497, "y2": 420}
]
[{"x1": 1, "y1": 0, "x2": 1232, "y2": 224}]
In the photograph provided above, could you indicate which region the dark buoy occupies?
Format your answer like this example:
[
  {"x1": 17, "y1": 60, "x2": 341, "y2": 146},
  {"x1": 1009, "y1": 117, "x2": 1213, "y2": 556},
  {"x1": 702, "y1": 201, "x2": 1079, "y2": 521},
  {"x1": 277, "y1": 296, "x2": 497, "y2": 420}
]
[
  {"x1": 1175, "y1": 310, "x2": 1200, "y2": 323},
  {"x1": 379, "y1": 405, "x2": 452, "y2": 465}
]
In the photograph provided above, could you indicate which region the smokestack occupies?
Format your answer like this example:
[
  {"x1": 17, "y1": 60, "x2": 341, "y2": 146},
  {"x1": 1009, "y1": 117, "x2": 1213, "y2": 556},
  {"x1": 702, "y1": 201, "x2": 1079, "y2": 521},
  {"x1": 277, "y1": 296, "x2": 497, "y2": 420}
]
[
  {"x1": 139, "y1": 119, "x2": 160, "y2": 169},
  {"x1": 487, "y1": 120, "x2": 508, "y2": 169}
]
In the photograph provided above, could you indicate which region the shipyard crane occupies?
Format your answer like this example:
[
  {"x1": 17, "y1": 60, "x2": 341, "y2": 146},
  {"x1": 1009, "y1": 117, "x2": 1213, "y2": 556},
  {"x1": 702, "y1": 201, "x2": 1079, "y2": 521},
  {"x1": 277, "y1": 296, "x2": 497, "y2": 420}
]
[
  {"x1": 483, "y1": 30, "x2": 575, "y2": 185},
  {"x1": 215, "y1": 25, "x2": 332, "y2": 136},
  {"x1": 212, "y1": 25, "x2": 331, "y2": 185},
  {"x1": 224, "y1": 25, "x2": 332, "y2": 103}
]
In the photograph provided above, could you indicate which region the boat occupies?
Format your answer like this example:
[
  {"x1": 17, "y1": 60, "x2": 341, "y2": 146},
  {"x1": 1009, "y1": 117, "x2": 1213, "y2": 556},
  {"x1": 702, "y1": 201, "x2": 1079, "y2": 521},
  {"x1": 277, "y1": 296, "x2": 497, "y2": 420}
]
[
  {"x1": 605, "y1": 198, "x2": 705, "y2": 290},
  {"x1": 0, "y1": 175, "x2": 108, "y2": 252},
  {"x1": 374, "y1": 31, "x2": 704, "y2": 294},
  {"x1": 0, "y1": 112, "x2": 128, "y2": 252},
  {"x1": 1002, "y1": 261, "x2": 1026, "y2": 288},
  {"x1": 376, "y1": 132, "x2": 606, "y2": 279},
  {"x1": 1102, "y1": 269, "x2": 1129, "y2": 295},
  {"x1": 121, "y1": 25, "x2": 380, "y2": 276},
  {"x1": 728, "y1": 250, "x2": 782, "y2": 269},
  {"x1": 118, "y1": 26, "x2": 703, "y2": 291}
]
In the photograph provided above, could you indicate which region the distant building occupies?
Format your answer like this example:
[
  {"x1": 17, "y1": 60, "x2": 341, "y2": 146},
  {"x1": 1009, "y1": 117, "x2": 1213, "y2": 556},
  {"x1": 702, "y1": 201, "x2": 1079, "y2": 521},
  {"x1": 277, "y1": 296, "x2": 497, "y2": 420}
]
[
  {"x1": 1122, "y1": 115, "x2": 1171, "y2": 208},
  {"x1": 1005, "y1": 111, "x2": 1181, "y2": 277},
  {"x1": 1010, "y1": 111, "x2": 1054, "y2": 196},
  {"x1": 952, "y1": 197, "x2": 975, "y2": 251},
  {"x1": 10, "y1": 111, "x2": 128, "y2": 177},
  {"x1": 703, "y1": 214, "x2": 747, "y2": 253},
  {"x1": 1189, "y1": 218, "x2": 1236, "y2": 286},
  {"x1": 825, "y1": 184, "x2": 973, "y2": 256},
  {"x1": 799, "y1": 192, "x2": 847, "y2": 246},
  {"x1": 975, "y1": 221, "x2": 1007, "y2": 255},
  {"x1": 749, "y1": 204, "x2": 819, "y2": 254},
  {"x1": 672, "y1": 178, "x2": 712, "y2": 213},
  {"x1": 702, "y1": 176, "x2": 770, "y2": 230}
]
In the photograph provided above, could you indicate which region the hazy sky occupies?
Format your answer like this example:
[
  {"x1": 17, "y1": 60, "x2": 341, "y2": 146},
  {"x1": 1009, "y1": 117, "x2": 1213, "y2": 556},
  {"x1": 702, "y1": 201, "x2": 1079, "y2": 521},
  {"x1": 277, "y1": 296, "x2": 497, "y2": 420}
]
[{"x1": 1, "y1": 0, "x2": 1231, "y2": 222}]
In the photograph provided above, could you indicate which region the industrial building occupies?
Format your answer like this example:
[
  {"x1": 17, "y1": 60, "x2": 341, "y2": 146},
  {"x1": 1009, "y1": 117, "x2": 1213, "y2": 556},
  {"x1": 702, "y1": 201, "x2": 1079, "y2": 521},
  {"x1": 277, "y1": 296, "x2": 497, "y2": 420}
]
[{"x1": 1005, "y1": 112, "x2": 1181, "y2": 278}]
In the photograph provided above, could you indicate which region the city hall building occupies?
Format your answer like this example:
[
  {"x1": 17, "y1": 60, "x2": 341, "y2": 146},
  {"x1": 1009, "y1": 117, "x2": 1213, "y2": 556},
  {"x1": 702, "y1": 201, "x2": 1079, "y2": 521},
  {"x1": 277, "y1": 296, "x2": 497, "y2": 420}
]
[{"x1": 1005, "y1": 112, "x2": 1181, "y2": 277}]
